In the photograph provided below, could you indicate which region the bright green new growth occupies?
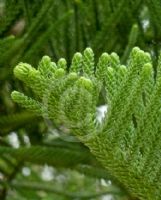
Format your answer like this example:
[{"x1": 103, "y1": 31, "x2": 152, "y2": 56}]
[{"x1": 11, "y1": 47, "x2": 161, "y2": 200}]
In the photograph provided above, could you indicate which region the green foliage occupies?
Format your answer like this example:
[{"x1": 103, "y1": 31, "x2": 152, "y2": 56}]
[
  {"x1": 11, "y1": 47, "x2": 161, "y2": 200},
  {"x1": 1, "y1": 0, "x2": 161, "y2": 200}
]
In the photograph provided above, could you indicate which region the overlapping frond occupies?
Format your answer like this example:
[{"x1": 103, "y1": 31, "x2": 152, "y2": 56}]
[{"x1": 11, "y1": 47, "x2": 161, "y2": 199}]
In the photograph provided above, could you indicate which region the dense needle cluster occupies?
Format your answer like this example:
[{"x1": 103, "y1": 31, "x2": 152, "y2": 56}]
[{"x1": 12, "y1": 47, "x2": 161, "y2": 200}]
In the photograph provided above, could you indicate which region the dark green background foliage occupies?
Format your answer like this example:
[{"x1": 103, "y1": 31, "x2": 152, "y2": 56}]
[{"x1": 0, "y1": 0, "x2": 161, "y2": 199}]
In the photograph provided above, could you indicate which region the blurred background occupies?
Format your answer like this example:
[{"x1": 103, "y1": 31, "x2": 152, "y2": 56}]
[{"x1": 0, "y1": 0, "x2": 161, "y2": 199}]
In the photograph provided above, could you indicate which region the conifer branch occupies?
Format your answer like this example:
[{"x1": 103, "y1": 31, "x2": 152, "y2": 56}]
[
  {"x1": 0, "y1": 180, "x2": 124, "y2": 199},
  {"x1": 11, "y1": 47, "x2": 161, "y2": 199}
]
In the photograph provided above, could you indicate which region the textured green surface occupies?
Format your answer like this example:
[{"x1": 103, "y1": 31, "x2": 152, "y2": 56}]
[
  {"x1": 1, "y1": 0, "x2": 161, "y2": 199},
  {"x1": 12, "y1": 47, "x2": 161, "y2": 199}
]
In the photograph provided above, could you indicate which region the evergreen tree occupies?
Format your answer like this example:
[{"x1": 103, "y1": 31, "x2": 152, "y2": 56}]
[{"x1": 0, "y1": 0, "x2": 161, "y2": 199}]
